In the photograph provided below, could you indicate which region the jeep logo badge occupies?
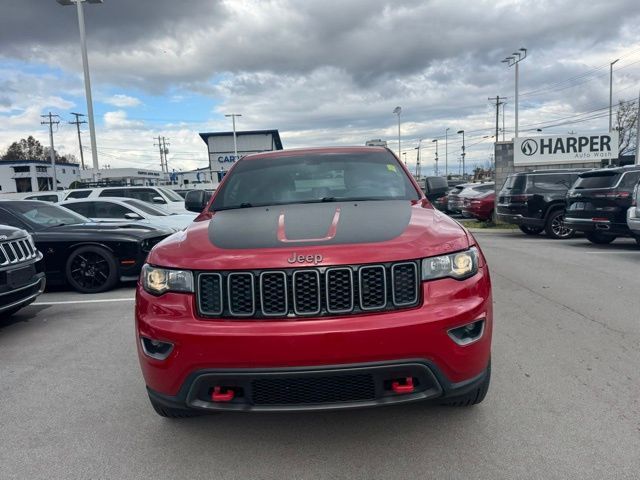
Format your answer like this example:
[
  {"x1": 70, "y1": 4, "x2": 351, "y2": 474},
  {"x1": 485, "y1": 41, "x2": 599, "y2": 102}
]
[
  {"x1": 287, "y1": 253, "x2": 324, "y2": 265},
  {"x1": 521, "y1": 139, "x2": 538, "y2": 156}
]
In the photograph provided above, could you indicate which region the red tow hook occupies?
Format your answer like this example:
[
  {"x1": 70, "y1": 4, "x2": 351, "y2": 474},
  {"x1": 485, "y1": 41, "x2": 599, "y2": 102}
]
[
  {"x1": 391, "y1": 377, "x2": 415, "y2": 394},
  {"x1": 211, "y1": 386, "x2": 235, "y2": 402}
]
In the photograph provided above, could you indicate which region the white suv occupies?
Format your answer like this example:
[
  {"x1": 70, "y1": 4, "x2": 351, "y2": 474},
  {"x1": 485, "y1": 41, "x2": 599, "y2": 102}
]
[{"x1": 65, "y1": 186, "x2": 189, "y2": 214}]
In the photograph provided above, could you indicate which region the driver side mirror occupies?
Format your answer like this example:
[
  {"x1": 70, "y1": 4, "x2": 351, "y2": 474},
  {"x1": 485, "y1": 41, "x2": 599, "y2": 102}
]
[
  {"x1": 124, "y1": 212, "x2": 143, "y2": 220},
  {"x1": 152, "y1": 196, "x2": 166, "y2": 204},
  {"x1": 185, "y1": 190, "x2": 209, "y2": 213}
]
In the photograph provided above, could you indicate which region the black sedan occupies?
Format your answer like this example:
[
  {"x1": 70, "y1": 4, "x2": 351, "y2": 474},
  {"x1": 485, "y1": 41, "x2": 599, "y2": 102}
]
[{"x1": 0, "y1": 200, "x2": 173, "y2": 293}]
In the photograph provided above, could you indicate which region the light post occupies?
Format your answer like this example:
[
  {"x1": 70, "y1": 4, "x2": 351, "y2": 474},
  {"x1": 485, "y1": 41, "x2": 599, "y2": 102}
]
[
  {"x1": 225, "y1": 113, "x2": 242, "y2": 160},
  {"x1": 57, "y1": 0, "x2": 102, "y2": 174},
  {"x1": 457, "y1": 130, "x2": 465, "y2": 179},
  {"x1": 432, "y1": 139, "x2": 439, "y2": 176},
  {"x1": 445, "y1": 127, "x2": 450, "y2": 178},
  {"x1": 609, "y1": 58, "x2": 620, "y2": 132},
  {"x1": 402, "y1": 152, "x2": 407, "y2": 166},
  {"x1": 502, "y1": 47, "x2": 527, "y2": 139},
  {"x1": 393, "y1": 106, "x2": 402, "y2": 158},
  {"x1": 415, "y1": 139, "x2": 422, "y2": 177}
]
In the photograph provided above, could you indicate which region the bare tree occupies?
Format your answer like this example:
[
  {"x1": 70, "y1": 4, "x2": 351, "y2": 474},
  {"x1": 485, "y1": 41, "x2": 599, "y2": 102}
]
[{"x1": 615, "y1": 99, "x2": 638, "y2": 155}]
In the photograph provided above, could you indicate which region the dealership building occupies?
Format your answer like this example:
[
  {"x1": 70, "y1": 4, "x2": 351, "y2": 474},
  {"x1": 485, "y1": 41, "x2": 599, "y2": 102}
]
[
  {"x1": 493, "y1": 131, "x2": 632, "y2": 190},
  {"x1": 0, "y1": 159, "x2": 81, "y2": 194},
  {"x1": 199, "y1": 129, "x2": 283, "y2": 181}
]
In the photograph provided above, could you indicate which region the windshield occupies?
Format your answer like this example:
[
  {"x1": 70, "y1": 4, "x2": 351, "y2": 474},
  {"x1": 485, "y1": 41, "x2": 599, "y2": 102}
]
[
  {"x1": 122, "y1": 198, "x2": 170, "y2": 216},
  {"x1": 9, "y1": 202, "x2": 89, "y2": 228},
  {"x1": 573, "y1": 172, "x2": 621, "y2": 189},
  {"x1": 158, "y1": 187, "x2": 184, "y2": 202},
  {"x1": 210, "y1": 151, "x2": 420, "y2": 211}
]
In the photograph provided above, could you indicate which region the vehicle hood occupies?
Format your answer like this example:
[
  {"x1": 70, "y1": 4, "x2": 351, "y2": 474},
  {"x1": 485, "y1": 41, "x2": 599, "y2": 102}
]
[
  {"x1": 149, "y1": 200, "x2": 471, "y2": 270},
  {"x1": 35, "y1": 222, "x2": 173, "y2": 240},
  {"x1": 146, "y1": 214, "x2": 197, "y2": 231},
  {"x1": 0, "y1": 225, "x2": 28, "y2": 241}
]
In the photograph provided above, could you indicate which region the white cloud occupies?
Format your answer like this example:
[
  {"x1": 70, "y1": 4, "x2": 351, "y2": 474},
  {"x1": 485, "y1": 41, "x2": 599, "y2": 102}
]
[
  {"x1": 103, "y1": 110, "x2": 144, "y2": 129},
  {"x1": 105, "y1": 94, "x2": 142, "y2": 108}
]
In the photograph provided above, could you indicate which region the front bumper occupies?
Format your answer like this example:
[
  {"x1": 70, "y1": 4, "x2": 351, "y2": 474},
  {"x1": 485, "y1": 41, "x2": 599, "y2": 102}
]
[
  {"x1": 0, "y1": 274, "x2": 46, "y2": 314},
  {"x1": 136, "y1": 265, "x2": 492, "y2": 410}
]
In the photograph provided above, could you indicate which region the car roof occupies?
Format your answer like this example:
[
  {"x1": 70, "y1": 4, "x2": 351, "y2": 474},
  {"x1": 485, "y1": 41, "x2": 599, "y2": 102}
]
[
  {"x1": 579, "y1": 165, "x2": 640, "y2": 176},
  {"x1": 241, "y1": 146, "x2": 391, "y2": 161}
]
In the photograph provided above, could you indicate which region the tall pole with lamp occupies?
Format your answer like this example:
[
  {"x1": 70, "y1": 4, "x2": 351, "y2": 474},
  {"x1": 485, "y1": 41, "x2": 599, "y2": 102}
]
[
  {"x1": 457, "y1": 130, "x2": 465, "y2": 179},
  {"x1": 393, "y1": 106, "x2": 402, "y2": 159},
  {"x1": 502, "y1": 48, "x2": 527, "y2": 139}
]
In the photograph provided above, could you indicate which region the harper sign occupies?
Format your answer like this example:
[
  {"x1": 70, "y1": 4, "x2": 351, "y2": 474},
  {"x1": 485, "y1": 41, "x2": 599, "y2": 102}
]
[{"x1": 514, "y1": 132, "x2": 619, "y2": 165}]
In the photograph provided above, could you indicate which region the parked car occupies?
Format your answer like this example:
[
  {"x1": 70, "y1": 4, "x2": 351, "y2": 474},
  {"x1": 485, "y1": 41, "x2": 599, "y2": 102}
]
[
  {"x1": 422, "y1": 176, "x2": 449, "y2": 203},
  {"x1": 497, "y1": 169, "x2": 587, "y2": 239},
  {"x1": 0, "y1": 225, "x2": 46, "y2": 317},
  {"x1": 137, "y1": 146, "x2": 492, "y2": 418},
  {"x1": 0, "y1": 200, "x2": 173, "y2": 293},
  {"x1": 64, "y1": 186, "x2": 190, "y2": 214},
  {"x1": 448, "y1": 183, "x2": 494, "y2": 214},
  {"x1": 22, "y1": 191, "x2": 68, "y2": 203},
  {"x1": 626, "y1": 181, "x2": 640, "y2": 238},
  {"x1": 434, "y1": 192, "x2": 450, "y2": 212},
  {"x1": 60, "y1": 198, "x2": 196, "y2": 232},
  {"x1": 565, "y1": 165, "x2": 640, "y2": 245},
  {"x1": 462, "y1": 191, "x2": 495, "y2": 222}
]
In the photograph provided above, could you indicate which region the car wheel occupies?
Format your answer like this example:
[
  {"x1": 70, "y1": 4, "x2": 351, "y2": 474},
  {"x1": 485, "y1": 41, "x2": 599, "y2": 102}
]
[
  {"x1": 65, "y1": 245, "x2": 119, "y2": 293},
  {"x1": 518, "y1": 225, "x2": 543, "y2": 235},
  {"x1": 545, "y1": 210, "x2": 575, "y2": 239},
  {"x1": 148, "y1": 394, "x2": 203, "y2": 418},
  {"x1": 439, "y1": 361, "x2": 490, "y2": 407},
  {"x1": 585, "y1": 232, "x2": 616, "y2": 245}
]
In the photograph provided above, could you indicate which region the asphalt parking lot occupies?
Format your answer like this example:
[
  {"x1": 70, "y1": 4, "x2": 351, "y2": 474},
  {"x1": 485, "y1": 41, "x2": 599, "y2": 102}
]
[{"x1": 1, "y1": 231, "x2": 639, "y2": 480}]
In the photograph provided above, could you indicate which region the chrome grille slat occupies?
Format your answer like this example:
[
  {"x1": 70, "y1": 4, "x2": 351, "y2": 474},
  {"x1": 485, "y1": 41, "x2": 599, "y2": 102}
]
[
  {"x1": 196, "y1": 261, "x2": 419, "y2": 319},
  {"x1": 0, "y1": 238, "x2": 38, "y2": 266}
]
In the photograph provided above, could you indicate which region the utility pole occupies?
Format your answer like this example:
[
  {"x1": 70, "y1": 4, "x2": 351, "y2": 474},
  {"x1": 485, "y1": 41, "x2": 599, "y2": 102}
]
[
  {"x1": 41, "y1": 112, "x2": 60, "y2": 191},
  {"x1": 432, "y1": 139, "x2": 439, "y2": 176},
  {"x1": 154, "y1": 136, "x2": 166, "y2": 173},
  {"x1": 445, "y1": 127, "x2": 450, "y2": 178},
  {"x1": 502, "y1": 102, "x2": 506, "y2": 141},
  {"x1": 393, "y1": 106, "x2": 402, "y2": 158},
  {"x1": 415, "y1": 139, "x2": 422, "y2": 178},
  {"x1": 489, "y1": 96, "x2": 507, "y2": 141},
  {"x1": 225, "y1": 113, "x2": 242, "y2": 160},
  {"x1": 69, "y1": 112, "x2": 87, "y2": 170},
  {"x1": 162, "y1": 137, "x2": 170, "y2": 173},
  {"x1": 609, "y1": 59, "x2": 620, "y2": 132},
  {"x1": 635, "y1": 90, "x2": 640, "y2": 165}
]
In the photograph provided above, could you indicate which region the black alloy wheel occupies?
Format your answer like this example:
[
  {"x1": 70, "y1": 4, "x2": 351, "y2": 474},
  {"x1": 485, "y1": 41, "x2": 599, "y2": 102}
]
[
  {"x1": 65, "y1": 245, "x2": 118, "y2": 293},
  {"x1": 545, "y1": 210, "x2": 575, "y2": 239},
  {"x1": 518, "y1": 225, "x2": 544, "y2": 235}
]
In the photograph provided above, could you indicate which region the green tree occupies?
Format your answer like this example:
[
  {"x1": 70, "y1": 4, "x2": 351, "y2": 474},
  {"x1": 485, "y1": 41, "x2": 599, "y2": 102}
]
[{"x1": 1, "y1": 136, "x2": 46, "y2": 161}]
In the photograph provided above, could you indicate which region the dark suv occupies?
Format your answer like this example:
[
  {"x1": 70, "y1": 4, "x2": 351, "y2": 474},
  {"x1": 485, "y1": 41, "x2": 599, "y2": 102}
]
[
  {"x1": 497, "y1": 169, "x2": 587, "y2": 239},
  {"x1": 565, "y1": 166, "x2": 640, "y2": 245}
]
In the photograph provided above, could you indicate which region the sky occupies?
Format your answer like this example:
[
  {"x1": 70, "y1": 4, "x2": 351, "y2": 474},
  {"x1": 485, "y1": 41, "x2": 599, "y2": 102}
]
[{"x1": 1, "y1": 0, "x2": 640, "y2": 176}]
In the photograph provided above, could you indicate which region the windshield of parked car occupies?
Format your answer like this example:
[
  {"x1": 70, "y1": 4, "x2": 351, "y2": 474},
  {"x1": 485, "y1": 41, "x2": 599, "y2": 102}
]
[
  {"x1": 8, "y1": 202, "x2": 89, "y2": 228},
  {"x1": 573, "y1": 172, "x2": 621, "y2": 189},
  {"x1": 122, "y1": 199, "x2": 171, "y2": 216},
  {"x1": 210, "y1": 151, "x2": 420, "y2": 211},
  {"x1": 157, "y1": 187, "x2": 184, "y2": 202}
]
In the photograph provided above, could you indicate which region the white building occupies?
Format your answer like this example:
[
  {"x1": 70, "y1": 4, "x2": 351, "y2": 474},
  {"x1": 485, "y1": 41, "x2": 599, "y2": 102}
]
[
  {"x1": 0, "y1": 160, "x2": 81, "y2": 194},
  {"x1": 199, "y1": 130, "x2": 283, "y2": 181},
  {"x1": 80, "y1": 167, "x2": 164, "y2": 186}
]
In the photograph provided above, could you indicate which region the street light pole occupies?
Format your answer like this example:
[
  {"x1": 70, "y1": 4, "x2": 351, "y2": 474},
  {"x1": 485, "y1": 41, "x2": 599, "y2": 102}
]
[
  {"x1": 432, "y1": 139, "x2": 439, "y2": 176},
  {"x1": 609, "y1": 58, "x2": 620, "y2": 132},
  {"x1": 502, "y1": 47, "x2": 527, "y2": 139},
  {"x1": 445, "y1": 127, "x2": 450, "y2": 178},
  {"x1": 457, "y1": 130, "x2": 465, "y2": 179},
  {"x1": 393, "y1": 106, "x2": 402, "y2": 158},
  {"x1": 225, "y1": 113, "x2": 242, "y2": 160},
  {"x1": 415, "y1": 139, "x2": 422, "y2": 177}
]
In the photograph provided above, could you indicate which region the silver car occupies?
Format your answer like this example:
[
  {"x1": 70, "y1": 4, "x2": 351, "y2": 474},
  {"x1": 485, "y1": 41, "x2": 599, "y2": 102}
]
[
  {"x1": 60, "y1": 198, "x2": 197, "y2": 232},
  {"x1": 627, "y1": 182, "x2": 640, "y2": 240}
]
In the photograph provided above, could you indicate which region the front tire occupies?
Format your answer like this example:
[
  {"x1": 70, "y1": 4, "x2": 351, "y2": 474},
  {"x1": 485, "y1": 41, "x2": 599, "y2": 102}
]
[
  {"x1": 585, "y1": 232, "x2": 616, "y2": 245},
  {"x1": 65, "y1": 245, "x2": 118, "y2": 293},
  {"x1": 519, "y1": 225, "x2": 543, "y2": 235},
  {"x1": 545, "y1": 210, "x2": 575, "y2": 239},
  {"x1": 440, "y1": 362, "x2": 491, "y2": 407}
]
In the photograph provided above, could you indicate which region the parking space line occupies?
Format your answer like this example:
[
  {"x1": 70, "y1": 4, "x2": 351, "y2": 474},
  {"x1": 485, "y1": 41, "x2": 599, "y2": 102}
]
[{"x1": 33, "y1": 298, "x2": 135, "y2": 306}]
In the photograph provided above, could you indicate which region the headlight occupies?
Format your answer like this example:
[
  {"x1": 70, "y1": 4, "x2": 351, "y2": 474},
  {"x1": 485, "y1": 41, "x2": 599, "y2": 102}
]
[
  {"x1": 421, "y1": 247, "x2": 479, "y2": 281},
  {"x1": 141, "y1": 264, "x2": 194, "y2": 295}
]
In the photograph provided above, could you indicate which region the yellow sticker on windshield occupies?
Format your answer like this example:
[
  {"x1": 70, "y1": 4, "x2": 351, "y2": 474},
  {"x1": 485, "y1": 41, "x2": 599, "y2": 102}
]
[{"x1": 386, "y1": 164, "x2": 397, "y2": 173}]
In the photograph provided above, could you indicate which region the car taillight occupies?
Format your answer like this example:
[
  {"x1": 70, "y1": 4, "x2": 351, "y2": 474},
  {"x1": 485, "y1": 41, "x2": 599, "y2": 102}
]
[
  {"x1": 510, "y1": 194, "x2": 531, "y2": 203},
  {"x1": 593, "y1": 191, "x2": 630, "y2": 199}
]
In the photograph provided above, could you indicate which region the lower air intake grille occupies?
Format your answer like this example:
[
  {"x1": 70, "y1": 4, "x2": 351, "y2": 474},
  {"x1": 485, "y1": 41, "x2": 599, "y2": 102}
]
[{"x1": 251, "y1": 374, "x2": 376, "y2": 405}]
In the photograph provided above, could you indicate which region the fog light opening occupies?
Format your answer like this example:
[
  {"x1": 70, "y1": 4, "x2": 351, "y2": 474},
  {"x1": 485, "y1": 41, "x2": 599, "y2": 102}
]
[
  {"x1": 140, "y1": 336, "x2": 174, "y2": 360},
  {"x1": 448, "y1": 319, "x2": 485, "y2": 346}
]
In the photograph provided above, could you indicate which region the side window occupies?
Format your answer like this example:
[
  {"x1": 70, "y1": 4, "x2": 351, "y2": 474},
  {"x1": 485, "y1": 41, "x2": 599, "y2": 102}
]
[
  {"x1": 66, "y1": 190, "x2": 92, "y2": 199},
  {"x1": 126, "y1": 188, "x2": 164, "y2": 204},
  {"x1": 620, "y1": 172, "x2": 640, "y2": 189},
  {"x1": 99, "y1": 188, "x2": 127, "y2": 198},
  {"x1": 64, "y1": 202, "x2": 94, "y2": 218},
  {"x1": 528, "y1": 174, "x2": 571, "y2": 193},
  {"x1": 0, "y1": 210, "x2": 28, "y2": 230},
  {"x1": 93, "y1": 203, "x2": 134, "y2": 219}
]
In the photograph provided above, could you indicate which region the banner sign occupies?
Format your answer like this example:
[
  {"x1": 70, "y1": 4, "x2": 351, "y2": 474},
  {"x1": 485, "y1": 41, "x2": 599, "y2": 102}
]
[{"x1": 514, "y1": 132, "x2": 619, "y2": 165}]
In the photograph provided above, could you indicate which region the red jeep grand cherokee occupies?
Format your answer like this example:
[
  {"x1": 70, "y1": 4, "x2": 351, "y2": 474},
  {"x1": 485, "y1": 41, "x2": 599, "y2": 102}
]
[{"x1": 136, "y1": 147, "x2": 492, "y2": 417}]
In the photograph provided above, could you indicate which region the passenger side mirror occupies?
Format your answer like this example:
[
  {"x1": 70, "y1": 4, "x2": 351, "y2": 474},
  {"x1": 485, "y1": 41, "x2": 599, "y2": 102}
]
[
  {"x1": 152, "y1": 196, "x2": 166, "y2": 204},
  {"x1": 185, "y1": 190, "x2": 208, "y2": 213},
  {"x1": 124, "y1": 212, "x2": 143, "y2": 220}
]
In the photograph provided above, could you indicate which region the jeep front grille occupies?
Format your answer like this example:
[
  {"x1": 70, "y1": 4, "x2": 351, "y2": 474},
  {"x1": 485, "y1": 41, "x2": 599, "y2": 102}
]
[
  {"x1": 0, "y1": 237, "x2": 38, "y2": 267},
  {"x1": 197, "y1": 261, "x2": 420, "y2": 319}
]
